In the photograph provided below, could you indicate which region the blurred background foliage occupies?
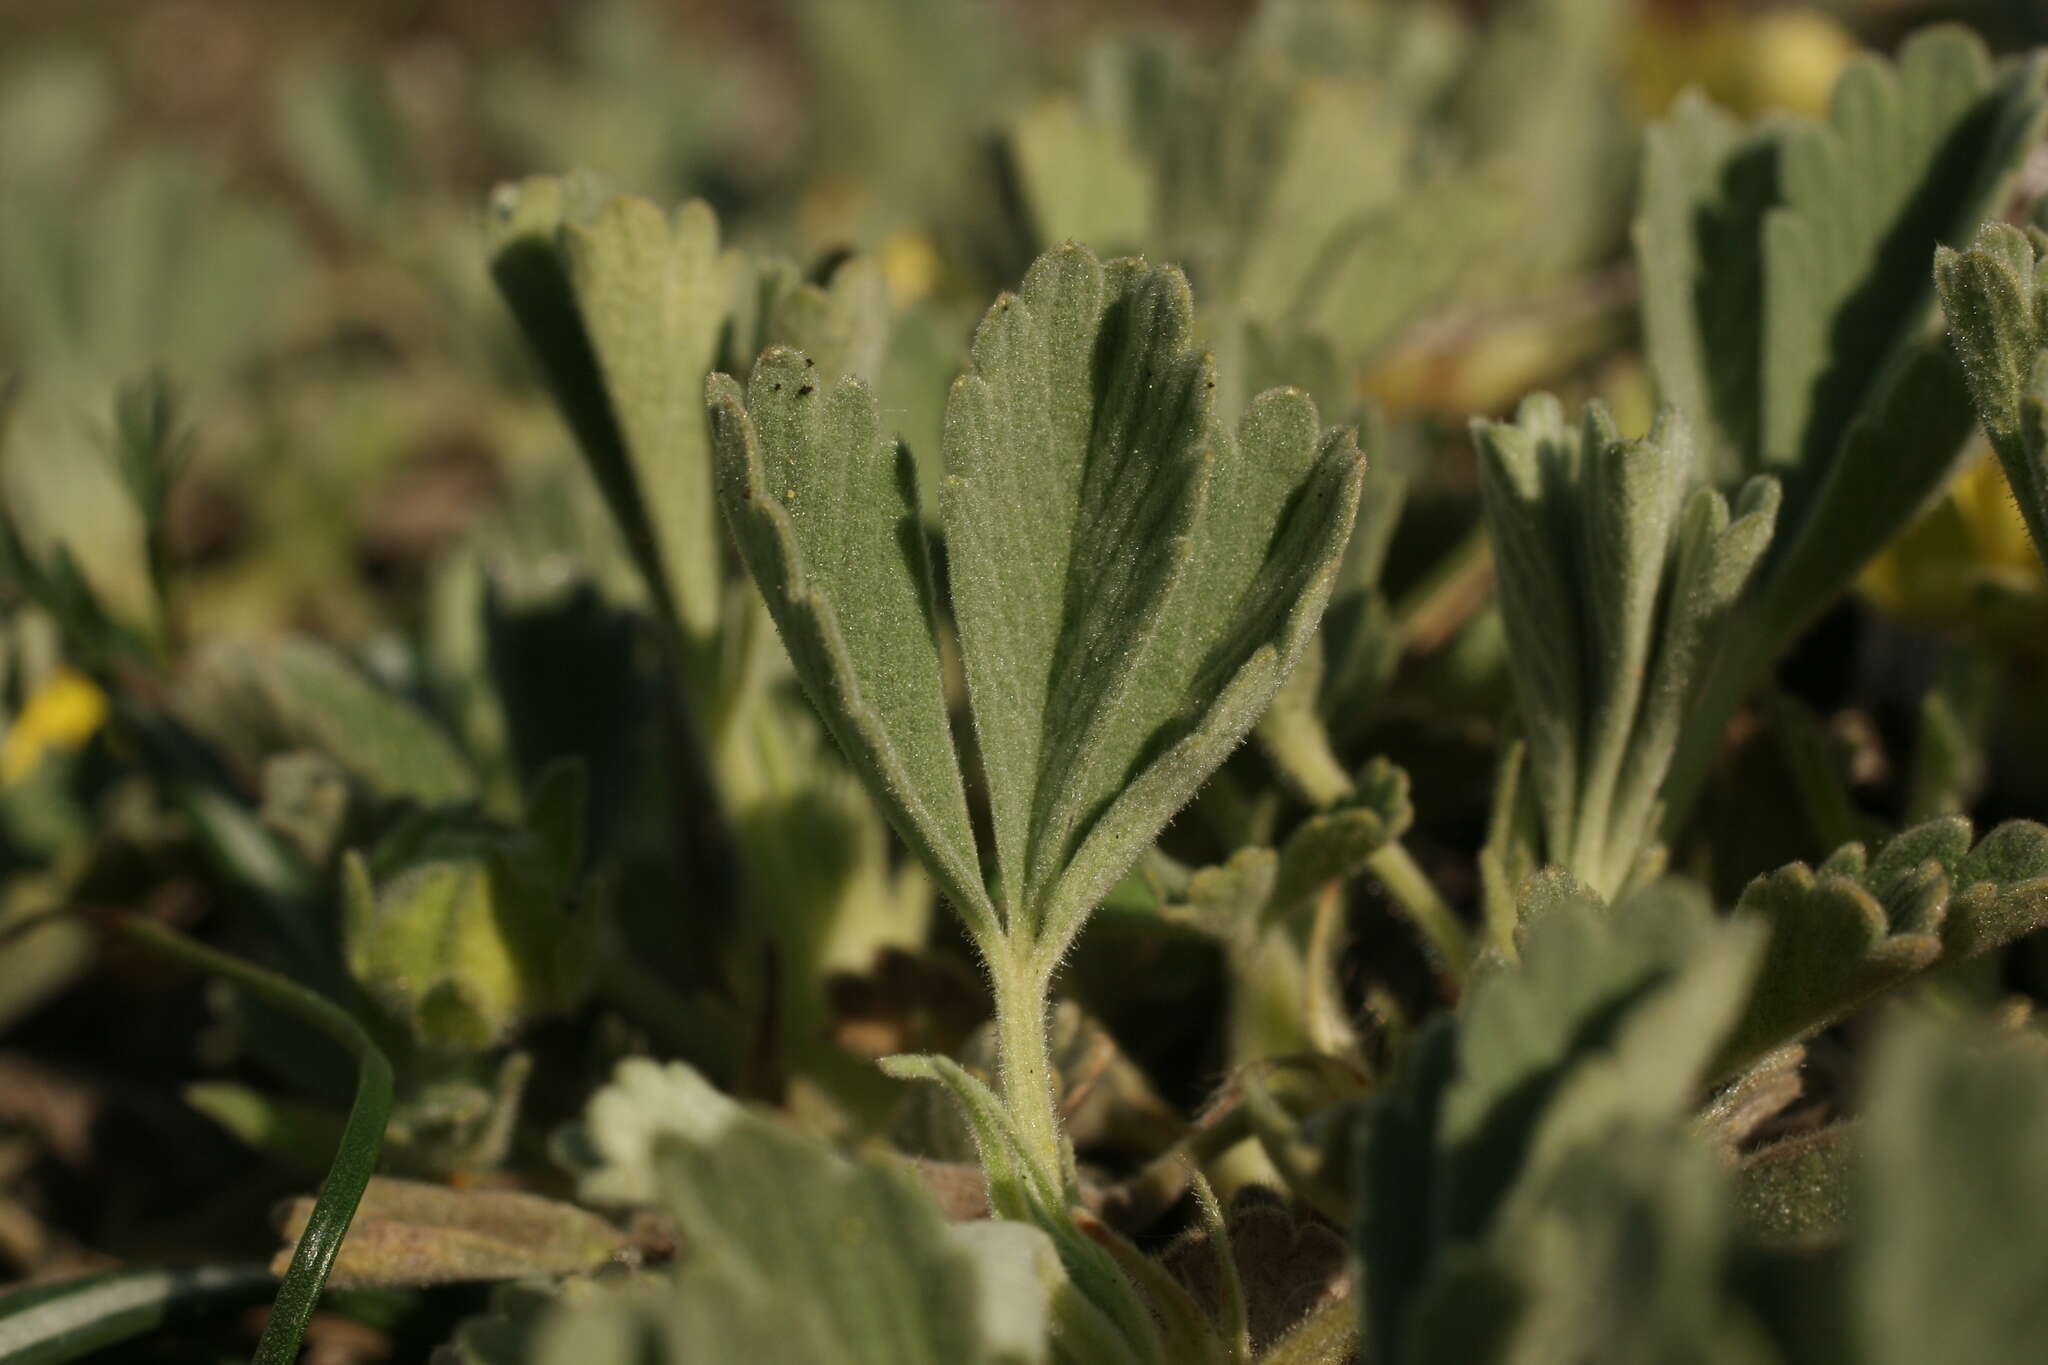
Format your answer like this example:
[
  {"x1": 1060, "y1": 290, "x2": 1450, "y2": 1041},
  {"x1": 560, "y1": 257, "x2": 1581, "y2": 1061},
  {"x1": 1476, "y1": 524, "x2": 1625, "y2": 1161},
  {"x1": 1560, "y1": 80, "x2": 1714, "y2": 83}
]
[{"x1": 4, "y1": 0, "x2": 2048, "y2": 1353}]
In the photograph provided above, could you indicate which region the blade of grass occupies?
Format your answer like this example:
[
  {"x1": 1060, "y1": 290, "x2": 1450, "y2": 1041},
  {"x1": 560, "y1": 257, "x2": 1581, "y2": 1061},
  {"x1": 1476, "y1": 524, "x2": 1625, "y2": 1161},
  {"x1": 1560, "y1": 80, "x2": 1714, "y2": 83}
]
[
  {"x1": 0, "y1": 1265, "x2": 276, "y2": 1365},
  {"x1": 116, "y1": 918, "x2": 393, "y2": 1365}
]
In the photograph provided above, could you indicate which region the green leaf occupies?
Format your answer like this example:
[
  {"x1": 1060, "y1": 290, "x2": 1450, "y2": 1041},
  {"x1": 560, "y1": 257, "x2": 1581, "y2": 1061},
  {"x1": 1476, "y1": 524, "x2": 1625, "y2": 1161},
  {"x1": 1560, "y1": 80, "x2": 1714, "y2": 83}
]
[
  {"x1": 180, "y1": 637, "x2": 476, "y2": 807},
  {"x1": 1637, "y1": 30, "x2": 2048, "y2": 826},
  {"x1": 940, "y1": 244, "x2": 1364, "y2": 955},
  {"x1": 1640, "y1": 28, "x2": 2046, "y2": 486},
  {"x1": 729, "y1": 252, "x2": 895, "y2": 389},
  {"x1": 114, "y1": 918, "x2": 394, "y2": 1365},
  {"x1": 536, "y1": 1057, "x2": 1063, "y2": 1365},
  {"x1": 1407, "y1": 1126, "x2": 1773, "y2": 1365},
  {"x1": 1358, "y1": 884, "x2": 1766, "y2": 1361},
  {"x1": 342, "y1": 811, "x2": 597, "y2": 1051},
  {"x1": 1735, "y1": 1123, "x2": 1855, "y2": 1246},
  {"x1": 184, "y1": 1081, "x2": 344, "y2": 1178},
  {"x1": 1441, "y1": 881, "x2": 1763, "y2": 1239},
  {"x1": 271, "y1": 1177, "x2": 624, "y2": 1288},
  {"x1": 1176, "y1": 756, "x2": 1413, "y2": 937},
  {"x1": 1854, "y1": 1016, "x2": 2048, "y2": 1365},
  {"x1": 715, "y1": 242, "x2": 1364, "y2": 965},
  {"x1": 489, "y1": 176, "x2": 736, "y2": 643},
  {"x1": 880, "y1": 1054, "x2": 1168, "y2": 1365},
  {"x1": 1936, "y1": 222, "x2": 2048, "y2": 567},
  {"x1": 1473, "y1": 397, "x2": 1777, "y2": 899},
  {"x1": 709, "y1": 349, "x2": 991, "y2": 939},
  {"x1": 1714, "y1": 816, "x2": 2048, "y2": 1076},
  {"x1": 1004, "y1": 93, "x2": 1152, "y2": 259},
  {"x1": 1904, "y1": 649, "x2": 1996, "y2": 824}
]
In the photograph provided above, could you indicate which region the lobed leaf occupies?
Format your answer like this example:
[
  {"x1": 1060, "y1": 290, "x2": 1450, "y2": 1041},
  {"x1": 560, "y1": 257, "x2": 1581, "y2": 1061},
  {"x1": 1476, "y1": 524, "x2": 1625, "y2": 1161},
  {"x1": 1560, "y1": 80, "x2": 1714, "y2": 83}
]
[
  {"x1": 1714, "y1": 816, "x2": 2048, "y2": 1076},
  {"x1": 1358, "y1": 884, "x2": 1766, "y2": 1361},
  {"x1": 709, "y1": 351, "x2": 992, "y2": 939},
  {"x1": 1472, "y1": 398, "x2": 1777, "y2": 900},
  {"x1": 1175, "y1": 756, "x2": 1414, "y2": 936},
  {"x1": 714, "y1": 242, "x2": 1363, "y2": 961},
  {"x1": 1636, "y1": 30, "x2": 2048, "y2": 826},
  {"x1": 1936, "y1": 222, "x2": 2048, "y2": 566},
  {"x1": 949, "y1": 246, "x2": 1363, "y2": 954},
  {"x1": 490, "y1": 176, "x2": 734, "y2": 641}
]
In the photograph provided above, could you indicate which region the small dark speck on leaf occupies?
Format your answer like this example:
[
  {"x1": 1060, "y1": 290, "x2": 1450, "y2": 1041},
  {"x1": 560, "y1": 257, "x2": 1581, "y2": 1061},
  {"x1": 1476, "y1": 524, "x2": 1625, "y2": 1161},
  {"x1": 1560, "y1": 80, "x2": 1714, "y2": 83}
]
[{"x1": 799, "y1": 385, "x2": 815, "y2": 397}]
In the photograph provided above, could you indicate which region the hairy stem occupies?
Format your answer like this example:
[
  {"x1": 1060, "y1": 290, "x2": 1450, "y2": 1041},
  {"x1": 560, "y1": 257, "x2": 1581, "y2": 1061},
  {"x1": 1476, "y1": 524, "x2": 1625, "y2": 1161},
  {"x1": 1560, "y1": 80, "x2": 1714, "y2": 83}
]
[
  {"x1": 990, "y1": 943, "x2": 1065, "y2": 1192},
  {"x1": 1257, "y1": 1291, "x2": 1358, "y2": 1365},
  {"x1": 1368, "y1": 841, "x2": 1472, "y2": 982}
]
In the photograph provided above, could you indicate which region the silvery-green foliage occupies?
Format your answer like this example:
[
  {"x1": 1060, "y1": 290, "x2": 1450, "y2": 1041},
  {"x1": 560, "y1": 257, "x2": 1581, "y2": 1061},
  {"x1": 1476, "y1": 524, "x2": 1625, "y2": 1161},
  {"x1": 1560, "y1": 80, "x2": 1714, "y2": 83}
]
[
  {"x1": 1936, "y1": 222, "x2": 2048, "y2": 569},
  {"x1": 0, "y1": 141, "x2": 301, "y2": 384},
  {"x1": 1402, "y1": 1127, "x2": 1771, "y2": 1365},
  {"x1": 1636, "y1": 27, "x2": 2048, "y2": 827},
  {"x1": 488, "y1": 177, "x2": 929, "y2": 1095},
  {"x1": 1854, "y1": 1016, "x2": 2048, "y2": 1365},
  {"x1": 1473, "y1": 397, "x2": 1777, "y2": 902},
  {"x1": 1179, "y1": 756, "x2": 1414, "y2": 938},
  {"x1": 488, "y1": 175, "x2": 736, "y2": 646},
  {"x1": 710, "y1": 242, "x2": 1364, "y2": 970},
  {"x1": 1003, "y1": 27, "x2": 1411, "y2": 334},
  {"x1": 488, "y1": 176, "x2": 900, "y2": 658},
  {"x1": 1355, "y1": 883, "x2": 1767, "y2": 1363},
  {"x1": 1004, "y1": 0, "x2": 1631, "y2": 373},
  {"x1": 526, "y1": 1058, "x2": 1063, "y2": 1365},
  {"x1": 1256, "y1": 403, "x2": 1409, "y2": 797},
  {"x1": 1713, "y1": 815, "x2": 2048, "y2": 1077}
]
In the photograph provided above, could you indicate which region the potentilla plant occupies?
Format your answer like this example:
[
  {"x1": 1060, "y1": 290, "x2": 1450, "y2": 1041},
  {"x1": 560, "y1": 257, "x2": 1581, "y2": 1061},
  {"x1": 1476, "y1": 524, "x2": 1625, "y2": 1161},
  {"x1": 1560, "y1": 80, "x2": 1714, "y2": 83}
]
[{"x1": 709, "y1": 243, "x2": 1364, "y2": 1195}]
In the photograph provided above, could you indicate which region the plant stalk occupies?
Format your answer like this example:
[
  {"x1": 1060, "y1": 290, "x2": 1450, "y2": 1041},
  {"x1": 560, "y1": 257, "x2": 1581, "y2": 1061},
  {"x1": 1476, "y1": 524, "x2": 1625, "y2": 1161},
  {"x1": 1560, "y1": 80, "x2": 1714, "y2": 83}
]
[
  {"x1": 990, "y1": 944, "x2": 1064, "y2": 1192},
  {"x1": 1368, "y1": 841, "x2": 1472, "y2": 982}
]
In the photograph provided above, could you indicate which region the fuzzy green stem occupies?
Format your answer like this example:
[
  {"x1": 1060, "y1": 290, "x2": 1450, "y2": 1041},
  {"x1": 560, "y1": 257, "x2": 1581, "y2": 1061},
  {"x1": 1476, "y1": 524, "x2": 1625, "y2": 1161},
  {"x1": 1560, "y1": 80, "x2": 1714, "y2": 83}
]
[
  {"x1": 990, "y1": 944, "x2": 1064, "y2": 1192},
  {"x1": 1256, "y1": 1292, "x2": 1359, "y2": 1365},
  {"x1": 1368, "y1": 841, "x2": 1472, "y2": 981}
]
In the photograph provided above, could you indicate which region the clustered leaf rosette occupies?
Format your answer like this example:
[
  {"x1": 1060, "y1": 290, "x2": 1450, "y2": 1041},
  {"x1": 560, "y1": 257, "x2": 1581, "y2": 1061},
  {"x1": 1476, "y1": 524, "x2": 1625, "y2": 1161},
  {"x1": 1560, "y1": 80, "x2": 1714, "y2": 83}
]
[
  {"x1": 1473, "y1": 397, "x2": 1778, "y2": 904},
  {"x1": 707, "y1": 241, "x2": 1363, "y2": 1174}
]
